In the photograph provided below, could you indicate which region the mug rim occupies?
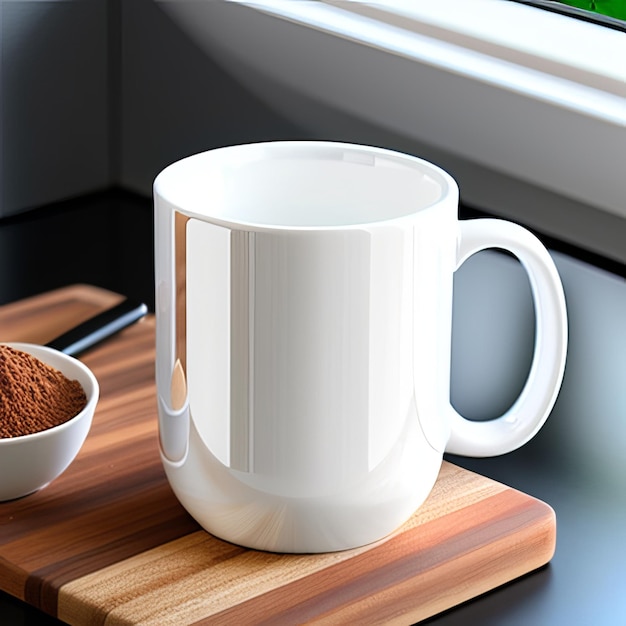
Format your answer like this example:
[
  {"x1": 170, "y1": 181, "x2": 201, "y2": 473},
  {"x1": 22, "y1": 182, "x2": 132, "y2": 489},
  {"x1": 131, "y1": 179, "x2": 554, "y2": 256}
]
[{"x1": 154, "y1": 140, "x2": 459, "y2": 232}]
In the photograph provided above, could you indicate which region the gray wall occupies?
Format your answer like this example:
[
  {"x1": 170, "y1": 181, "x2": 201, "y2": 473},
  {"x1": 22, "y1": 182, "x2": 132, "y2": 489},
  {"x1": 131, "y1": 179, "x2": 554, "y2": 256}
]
[
  {"x1": 0, "y1": 0, "x2": 305, "y2": 218},
  {"x1": 1, "y1": 0, "x2": 624, "y2": 265},
  {"x1": 0, "y1": 0, "x2": 109, "y2": 216},
  {"x1": 117, "y1": 0, "x2": 308, "y2": 196}
]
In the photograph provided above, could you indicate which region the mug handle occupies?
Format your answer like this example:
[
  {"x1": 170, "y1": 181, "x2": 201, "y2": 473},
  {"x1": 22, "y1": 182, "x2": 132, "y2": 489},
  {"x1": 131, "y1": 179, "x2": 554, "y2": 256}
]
[{"x1": 445, "y1": 218, "x2": 567, "y2": 457}]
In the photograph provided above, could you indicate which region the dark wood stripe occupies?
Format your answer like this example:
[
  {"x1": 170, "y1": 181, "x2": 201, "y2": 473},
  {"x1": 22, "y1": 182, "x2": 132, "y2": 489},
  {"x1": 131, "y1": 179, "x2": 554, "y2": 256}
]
[
  {"x1": 205, "y1": 491, "x2": 554, "y2": 624},
  {"x1": 33, "y1": 499, "x2": 199, "y2": 615}
]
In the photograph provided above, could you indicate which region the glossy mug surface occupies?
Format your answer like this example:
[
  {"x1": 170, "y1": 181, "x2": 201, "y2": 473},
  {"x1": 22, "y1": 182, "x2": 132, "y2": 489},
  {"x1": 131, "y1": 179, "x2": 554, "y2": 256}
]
[{"x1": 154, "y1": 141, "x2": 567, "y2": 553}]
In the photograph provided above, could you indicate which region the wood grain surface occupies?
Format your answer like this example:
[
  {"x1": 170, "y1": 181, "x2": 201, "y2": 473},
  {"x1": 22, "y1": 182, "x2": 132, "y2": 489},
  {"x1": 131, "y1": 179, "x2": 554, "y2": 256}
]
[{"x1": 0, "y1": 285, "x2": 556, "y2": 625}]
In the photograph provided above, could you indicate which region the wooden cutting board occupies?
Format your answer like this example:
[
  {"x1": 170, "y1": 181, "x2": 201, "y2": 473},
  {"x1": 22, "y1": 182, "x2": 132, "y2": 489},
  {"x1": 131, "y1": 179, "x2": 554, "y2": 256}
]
[{"x1": 0, "y1": 285, "x2": 556, "y2": 625}]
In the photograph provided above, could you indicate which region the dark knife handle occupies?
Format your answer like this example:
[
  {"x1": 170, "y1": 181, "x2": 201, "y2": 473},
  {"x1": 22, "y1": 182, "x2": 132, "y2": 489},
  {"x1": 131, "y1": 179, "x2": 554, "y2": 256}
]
[{"x1": 46, "y1": 298, "x2": 148, "y2": 357}]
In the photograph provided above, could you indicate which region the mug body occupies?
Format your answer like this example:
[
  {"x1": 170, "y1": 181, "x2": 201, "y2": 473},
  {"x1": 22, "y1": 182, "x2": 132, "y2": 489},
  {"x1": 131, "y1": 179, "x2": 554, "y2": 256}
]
[{"x1": 155, "y1": 142, "x2": 458, "y2": 552}]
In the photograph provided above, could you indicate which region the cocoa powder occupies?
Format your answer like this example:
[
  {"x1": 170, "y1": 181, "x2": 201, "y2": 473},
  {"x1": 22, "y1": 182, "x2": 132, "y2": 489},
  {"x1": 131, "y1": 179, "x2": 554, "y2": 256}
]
[{"x1": 0, "y1": 345, "x2": 87, "y2": 438}]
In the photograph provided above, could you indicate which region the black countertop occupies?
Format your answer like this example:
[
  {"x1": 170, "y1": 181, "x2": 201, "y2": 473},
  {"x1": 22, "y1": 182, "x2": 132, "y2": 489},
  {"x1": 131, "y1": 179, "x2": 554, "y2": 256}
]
[
  {"x1": 1, "y1": 189, "x2": 624, "y2": 625},
  {"x1": 0, "y1": 188, "x2": 155, "y2": 313}
]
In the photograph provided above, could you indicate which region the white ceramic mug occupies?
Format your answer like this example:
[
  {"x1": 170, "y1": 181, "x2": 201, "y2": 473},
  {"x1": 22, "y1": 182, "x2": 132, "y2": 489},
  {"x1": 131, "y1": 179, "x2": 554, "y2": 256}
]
[{"x1": 154, "y1": 141, "x2": 567, "y2": 553}]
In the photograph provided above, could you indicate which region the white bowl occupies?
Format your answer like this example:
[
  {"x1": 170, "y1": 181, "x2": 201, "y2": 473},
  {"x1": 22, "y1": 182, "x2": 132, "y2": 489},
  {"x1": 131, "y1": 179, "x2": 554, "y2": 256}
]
[{"x1": 0, "y1": 342, "x2": 99, "y2": 501}]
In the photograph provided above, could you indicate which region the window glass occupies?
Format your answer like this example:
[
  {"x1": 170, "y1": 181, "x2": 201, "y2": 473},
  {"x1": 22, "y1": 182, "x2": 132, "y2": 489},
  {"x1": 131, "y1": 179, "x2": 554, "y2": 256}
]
[{"x1": 556, "y1": 0, "x2": 626, "y2": 21}]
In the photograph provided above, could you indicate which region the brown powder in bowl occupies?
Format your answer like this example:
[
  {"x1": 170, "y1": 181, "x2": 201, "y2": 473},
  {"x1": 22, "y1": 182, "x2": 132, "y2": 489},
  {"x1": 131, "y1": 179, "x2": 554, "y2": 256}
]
[{"x1": 0, "y1": 345, "x2": 87, "y2": 438}]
